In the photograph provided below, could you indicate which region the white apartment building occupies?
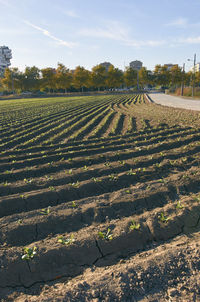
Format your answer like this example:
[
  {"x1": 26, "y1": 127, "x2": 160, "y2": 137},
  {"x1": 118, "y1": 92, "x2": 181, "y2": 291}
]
[
  {"x1": 0, "y1": 46, "x2": 12, "y2": 76},
  {"x1": 190, "y1": 63, "x2": 200, "y2": 72}
]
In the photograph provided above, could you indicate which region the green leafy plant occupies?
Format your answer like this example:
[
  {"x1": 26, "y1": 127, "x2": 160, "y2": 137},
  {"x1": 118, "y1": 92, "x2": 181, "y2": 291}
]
[
  {"x1": 49, "y1": 186, "x2": 56, "y2": 191},
  {"x1": 127, "y1": 169, "x2": 136, "y2": 175},
  {"x1": 71, "y1": 201, "x2": 77, "y2": 208},
  {"x1": 24, "y1": 178, "x2": 33, "y2": 184},
  {"x1": 109, "y1": 174, "x2": 118, "y2": 181},
  {"x1": 158, "y1": 212, "x2": 170, "y2": 223},
  {"x1": 22, "y1": 246, "x2": 37, "y2": 260},
  {"x1": 98, "y1": 228, "x2": 113, "y2": 241},
  {"x1": 92, "y1": 177, "x2": 102, "y2": 183},
  {"x1": 70, "y1": 181, "x2": 80, "y2": 188},
  {"x1": 57, "y1": 234, "x2": 75, "y2": 245},
  {"x1": 40, "y1": 206, "x2": 51, "y2": 215},
  {"x1": 193, "y1": 195, "x2": 200, "y2": 202},
  {"x1": 176, "y1": 201, "x2": 184, "y2": 209},
  {"x1": 129, "y1": 220, "x2": 140, "y2": 231}
]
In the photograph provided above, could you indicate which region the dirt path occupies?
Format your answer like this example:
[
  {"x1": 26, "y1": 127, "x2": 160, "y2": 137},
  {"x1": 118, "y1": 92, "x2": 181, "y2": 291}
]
[{"x1": 149, "y1": 93, "x2": 200, "y2": 111}]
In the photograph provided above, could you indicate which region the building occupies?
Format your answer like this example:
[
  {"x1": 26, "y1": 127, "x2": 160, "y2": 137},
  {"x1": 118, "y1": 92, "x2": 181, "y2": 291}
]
[
  {"x1": 164, "y1": 64, "x2": 178, "y2": 71},
  {"x1": 99, "y1": 62, "x2": 112, "y2": 72},
  {"x1": 190, "y1": 63, "x2": 200, "y2": 72},
  {"x1": 0, "y1": 46, "x2": 12, "y2": 76},
  {"x1": 129, "y1": 60, "x2": 143, "y2": 71}
]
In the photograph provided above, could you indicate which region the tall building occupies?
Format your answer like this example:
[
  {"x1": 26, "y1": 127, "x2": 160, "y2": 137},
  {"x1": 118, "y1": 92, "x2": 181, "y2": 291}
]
[
  {"x1": 190, "y1": 63, "x2": 200, "y2": 72},
  {"x1": 129, "y1": 60, "x2": 143, "y2": 71},
  {"x1": 99, "y1": 62, "x2": 112, "y2": 72},
  {"x1": 0, "y1": 46, "x2": 12, "y2": 76}
]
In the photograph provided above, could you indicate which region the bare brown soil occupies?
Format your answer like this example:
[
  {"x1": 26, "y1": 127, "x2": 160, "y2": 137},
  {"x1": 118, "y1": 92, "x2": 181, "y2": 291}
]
[{"x1": 0, "y1": 94, "x2": 200, "y2": 301}]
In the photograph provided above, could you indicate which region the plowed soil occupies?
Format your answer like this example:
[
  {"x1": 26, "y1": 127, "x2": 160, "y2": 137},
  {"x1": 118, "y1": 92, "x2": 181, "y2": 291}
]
[{"x1": 0, "y1": 94, "x2": 200, "y2": 301}]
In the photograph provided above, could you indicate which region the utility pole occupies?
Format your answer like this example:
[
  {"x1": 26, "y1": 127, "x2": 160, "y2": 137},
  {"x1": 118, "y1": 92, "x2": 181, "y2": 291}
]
[
  {"x1": 181, "y1": 63, "x2": 185, "y2": 96},
  {"x1": 192, "y1": 53, "x2": 196, "y2": 97}
]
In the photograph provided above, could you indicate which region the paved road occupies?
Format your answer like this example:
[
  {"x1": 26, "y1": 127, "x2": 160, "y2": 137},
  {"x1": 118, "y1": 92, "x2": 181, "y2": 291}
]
[{"x1": 149, "y1": 93, "x2": 200, "y2": 111}]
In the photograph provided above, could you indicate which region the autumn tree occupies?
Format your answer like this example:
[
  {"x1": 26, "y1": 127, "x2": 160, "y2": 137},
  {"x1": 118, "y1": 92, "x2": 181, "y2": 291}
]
[
  {"x1": 169, "y1": 65, "x2": 182, "y2": 87},
  {"x1": 40, "y1": 68, "x2": 56, "y2": 92},
  {"x1": 1, "y1": 68, "x2": 24, "y2": 92},
  {"x1": 55, "y1": 63, "x2": 72, "y2": 92},
  {"x1": 154, "y1": 65, "x2": 170, "y2": 87},
  {"x1": 138, "y1": 67, "x2": 150, "y2": 88},
  {"x1": 90, "y1": 64, "x2": 107, "y2": 91},
  {"x1": 123, "y1": 67, "x2": 137, "y2": 87},
  {"x1": 106, "y1": 65, "x2": 123, "y2": 89},
  {"x1": 72, "y1": 66, "x2": 90, "y2": 92},
  {"x1": 23, "y1": 66, "x2": 40, "y2": 91}
]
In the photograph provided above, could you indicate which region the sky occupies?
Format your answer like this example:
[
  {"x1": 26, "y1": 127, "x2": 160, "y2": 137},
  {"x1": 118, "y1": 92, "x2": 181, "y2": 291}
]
[{"x1": 1, "y1": 0, "x2": 200, "y2": 71}]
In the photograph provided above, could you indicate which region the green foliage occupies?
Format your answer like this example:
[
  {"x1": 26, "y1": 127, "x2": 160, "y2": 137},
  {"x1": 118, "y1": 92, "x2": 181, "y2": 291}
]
[
  {"x1": 71, "y1": 201, "x2": 77, "y2": 208},
  {"x1": 22, "y1": 246, "x2": 37, "y2": 260},
  {"x1": 98, "y1": 228, "x2": 113, "y2": 241},
  {"x1": 40, "y1": 206, "x2": 51, "y2": 215},
  {"x1": 158, "y1": 212, "x2": 170, "y2": 223},
  {"x1": 176, "y1": 201, "x2": 184, "y2": 209},
  {"x1": 57, "y1": 234, "x2": 75, "y2": 245},
  {"x1": 129, "y1": 220, "x2": 140, "y2": 231}
]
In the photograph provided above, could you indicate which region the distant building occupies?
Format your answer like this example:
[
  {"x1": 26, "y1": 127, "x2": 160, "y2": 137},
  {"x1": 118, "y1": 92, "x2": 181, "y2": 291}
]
[
  {"x1": 164, "y1": 64, "x2": 178, "y2": 71},
  {"x1": 129, "y1": 60, "x2": 143, "y2": 71},
  {"x1": 99, "y1": 62, "x2": 112, "y2": 72},
  {"x1": 190, "y1": 63, "x2": 200, "y2": 72},
  {"x1": 0, "y1": 46, "x2": 12, "y2": 76}
]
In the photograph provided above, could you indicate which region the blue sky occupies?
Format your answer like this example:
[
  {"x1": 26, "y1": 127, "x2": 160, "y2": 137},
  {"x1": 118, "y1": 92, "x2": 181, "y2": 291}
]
[{"x1": 1, "y1": 0, "x2": 200, "y2": 71}]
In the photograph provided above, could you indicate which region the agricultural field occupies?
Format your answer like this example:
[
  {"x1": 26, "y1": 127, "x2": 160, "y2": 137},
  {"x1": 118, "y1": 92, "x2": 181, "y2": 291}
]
[{"x1": 0, "y1": 94, "x2": 200, "y2": 301}]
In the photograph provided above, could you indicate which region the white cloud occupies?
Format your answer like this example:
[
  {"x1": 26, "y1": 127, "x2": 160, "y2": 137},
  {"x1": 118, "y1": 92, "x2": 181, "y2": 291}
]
[
  {"x1": 178, "y1": 36, "x2": 200, "y2": 44},
  {"x1": 64, "y1": 10, "x2": 79, "y2": 18},
  {"x1": 79, "y1": 21, "x2": 166, "y2": 48},
  {"x1": 166, "y1": 17, "x2": 200, "y2": 29},
  {"x1": 0, "y1": 0, "x2": 14, "y2": 8},
  {"x1": 166, "y1": 17, "x2": 188, "y2": 28},
  {"x1": 24, "y1": 20, "x2": 77, "y2": 48}
]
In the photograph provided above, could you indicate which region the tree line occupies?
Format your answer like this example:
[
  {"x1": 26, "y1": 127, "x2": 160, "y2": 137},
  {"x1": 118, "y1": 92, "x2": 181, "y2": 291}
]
[{"x1": 0, "y1": 63, "x2": 199, "y2": 94}]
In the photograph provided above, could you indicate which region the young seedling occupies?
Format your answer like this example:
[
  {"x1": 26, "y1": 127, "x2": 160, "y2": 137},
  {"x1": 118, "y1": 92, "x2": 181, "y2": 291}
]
[
  {"x1": 49, "y1": 186, "x2": 56, "y2": 191},
  {"x1": 24, "y1": 178, "x2": 33, "y2": 184},
  {"x1": 40, "y1": 206, "x2": 51, "y2": 215},
  {"x1": 129, "y1": 220, "x2": 140, "y2": 231},
  {"x1": 22, "y1": 246, "x2": 37, "y2": 260},
  {"x1": 92, "y1": 177, "x2": 102, "y2": 183},
  {"x1": 193, "y1": 195, "x2": 200, "y2": 202},
  {"x1": 70, "y1": 181, "x2": 80, "y2": 188},
  {"x1": 158, "y1": 212, "x2": 170, "y2": 223},
  {"x1": 57, "y1": 234, "x2": 75, "y2": 245},
  {"x1": 176, "y1": 201, "x2": 184, "y2": 210},
  {"x1": 98, "y1": 228, "x2": 113, "y2": 241},
  {"x1": 71, "y1": 201, "x2": 77, "y2": 208},
  {"x1": 127, "y1": 169, "x2": 136, "y2": 176},
  {"x1": 109, "y1": 174, "x2": 118, "y2": 181}
]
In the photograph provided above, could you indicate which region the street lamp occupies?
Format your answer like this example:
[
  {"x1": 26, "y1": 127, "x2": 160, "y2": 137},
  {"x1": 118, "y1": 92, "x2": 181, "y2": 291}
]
[{"x1": 188, "y1": 53, "x2": 196, "y2": 97}]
